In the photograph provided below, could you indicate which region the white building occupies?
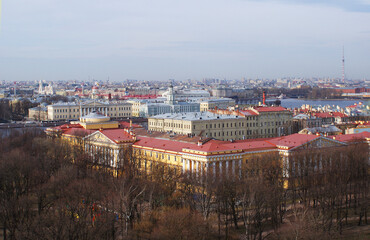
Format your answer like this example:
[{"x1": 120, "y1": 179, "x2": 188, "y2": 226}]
[
  {"x1": 162, "y1": 87, "x2": 210, "y2": 100},
  {"x1": 38, "y1": 80, "x2": 54, "y2": 95}
]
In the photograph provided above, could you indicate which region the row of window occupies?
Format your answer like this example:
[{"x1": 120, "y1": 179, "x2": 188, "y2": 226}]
[
  {"x1": 137, "y1": 149, "x2": 182, "y2": 162},
  {"x1": 54, "y1": 112, "x2": 130, "y2": 119},
  {"x1": 54, "y1": 107, "x2": 131, "y2": 113}
]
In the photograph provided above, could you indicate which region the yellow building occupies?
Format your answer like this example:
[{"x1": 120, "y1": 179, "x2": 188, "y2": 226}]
[
  {"x1": 28, "y1": 106, "x2": 48, "y2": 121},
  {"x1": 199, "y1": 98, "x2": 235, "y2": 112},
  {"x1": 126, "y1": 99, "x2": 146, "y2": 117},
  {"x1": 47, "y1": 100, "x2": 132, "y2": 121},
  {"x1": 46, "y1": 113, "x2": 369, "y2": 186},
  {"x1": 148, "y1": 106, "x2": 293, "y2": 140}
]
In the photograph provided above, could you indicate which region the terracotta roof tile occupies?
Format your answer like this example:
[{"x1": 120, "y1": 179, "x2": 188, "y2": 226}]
[
  {"x1": 133, "y1": 136, "x2": 197, "y2": 152},
  {"x1": 99, "y1": 129, "x2": 135, "y2": 143},
  {"x1": 253, "y1": 106, "x2": 288, "y2": 112},
  {"x1": 329, "y1": 132, "x2": 370, "y2": 142}
]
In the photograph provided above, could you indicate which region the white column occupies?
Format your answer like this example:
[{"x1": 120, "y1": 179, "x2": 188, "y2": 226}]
[
  {"x1": 226, "y1": 161, "x2": 229, "y2": 178},
  {"x1": 114, "y1": 150, "x2": 118, "y2": 168},
  {"x1": 232, "y1": 160, "x2": 235, "y2": 176},
  {"x1": 239, "y1": 160, "x2": 242, "y2": 178},
  {"x1": 200, "y1": 163, "x2": 204, "y2": 177},
  {"x1": 219, "y1": 161, "x2": 222, "y2": 176},
  {"x1": 283, "y1": 156, "x2": 289, "y2": 177},
  {"x1": 213, "y1": 162, "x2": 216, "y2": 176},
  {"x1": 196, "y1": 161, "x2": 199, "y2": 177},
  {"x1": 187, "y1": 160, "x2": 190, "y2": 171}
]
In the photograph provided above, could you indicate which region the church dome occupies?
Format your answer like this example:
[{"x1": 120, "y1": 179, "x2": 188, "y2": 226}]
[{"x1": 80, "y1": 112, "x2": 110, "y2": 123}]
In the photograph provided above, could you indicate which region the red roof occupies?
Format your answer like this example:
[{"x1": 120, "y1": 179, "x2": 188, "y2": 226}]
[
  {"x1": 329, "y1": 132, "x2": 370, "y2": 142},
  {"x1": 133, "y1": 136, "x2": 197, "y2": 153},
  {"x1": 188, "y1": 140, "x2": 237, "y2": 152},
  {"x1": 99, "y1": 129, "x2": 135, "y2": 143},
  {"x1": 314, "y1": 112, "x2": 348, "y2": 118},
  {"x1": 239, "y1": 110, "x2": 259, "y2": 116},
  {"x1": 268, "y1": 134, "x2": 319, "y2": 149},
  {"x1": 54, "y1": 123, "x2": 83, "y2": 130},
  {"x1": 119, "y1": 121, "x2": 143, "y2": 129},
  {"x1": 51, "y1": 123, "x2": 96, "y2": 137},
  {"x1": 331, "y1": 112, "x2": 348, "y2": 118},
  {"x1": 314, "y1": 112, "x2": 333, "y2": 118},
  {"x1": 254, "y1": 106, "x2": 288, "y2": 112},
  {"x1": 133, "y1": 133, "x2": 327, "y2": 154},
  {"x1": 63, "y1": 128, "x2": 95, "y2": 137}
]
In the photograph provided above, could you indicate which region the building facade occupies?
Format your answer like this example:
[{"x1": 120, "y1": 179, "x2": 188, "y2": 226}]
[
  {"x1": 28, "y1": 106, "x2": 48, "y2": 121},
  {"x1": 199, "y1": 98, "x2": 235, "y2": 112},
  {"x1": 47, "y1": 116, "x2": 369, "y2": 185},
  {"x1": 47, "y1": 100, "x2": 132, "y2": 121},
  {"x1": 148, "y1": 106, "x2": 293, "y2": 140}
]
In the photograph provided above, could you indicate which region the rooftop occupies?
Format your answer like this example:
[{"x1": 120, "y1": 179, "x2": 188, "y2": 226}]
[
  {"x1": 149, "y1": 111, "x2": 241, "y2": 121},
  {"x1": 253, "y1": 106, "x2": 288, "y2": 112}
]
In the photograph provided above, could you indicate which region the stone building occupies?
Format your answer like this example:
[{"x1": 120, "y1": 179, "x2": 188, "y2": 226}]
[
  {"x1": 47, "y1": 100, "x2": 132, "y2": 121},
  {"x1": 148, "y1": 106, "x2": 293, "y2": 140},
  {"x1": 46, "y1": 113, "x2": 369, "y2": 184}
]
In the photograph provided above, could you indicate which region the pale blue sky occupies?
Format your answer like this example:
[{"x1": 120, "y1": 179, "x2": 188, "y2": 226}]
[{"x1": 0, "y1": 0, "x2": 370, "y2": 82}]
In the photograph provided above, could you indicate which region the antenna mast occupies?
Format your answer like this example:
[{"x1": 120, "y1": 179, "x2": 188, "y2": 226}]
[{"x1": 342, "y1": 46, "x2": 345, "y2": 82}]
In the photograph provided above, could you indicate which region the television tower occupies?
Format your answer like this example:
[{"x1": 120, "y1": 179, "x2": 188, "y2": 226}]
[{"x1": 342, "y1": 46, "x2": 345, "y2": 82}]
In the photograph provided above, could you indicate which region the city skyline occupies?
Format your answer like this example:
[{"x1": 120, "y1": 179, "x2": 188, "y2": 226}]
[{"x1": 0, "y1": 0, "x2": 370, "y2": 81}]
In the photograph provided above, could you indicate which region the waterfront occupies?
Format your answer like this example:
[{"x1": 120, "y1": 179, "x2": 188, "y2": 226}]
[{"x1": 280, "y1": 99, "x2": 369, "y2": 109}]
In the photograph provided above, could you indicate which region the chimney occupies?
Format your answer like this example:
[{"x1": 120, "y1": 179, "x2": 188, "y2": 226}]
[
  {"x1": 263, "y1": 91, "x2": 266, "y2": 105},
  {"x1": 130, "y1": 120, "x2": 132, "y2": 128}
]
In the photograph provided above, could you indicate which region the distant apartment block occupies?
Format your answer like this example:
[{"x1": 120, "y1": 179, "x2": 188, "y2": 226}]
[{"x1": 199, "y1": 98, "x2": 235, "y2": 111}]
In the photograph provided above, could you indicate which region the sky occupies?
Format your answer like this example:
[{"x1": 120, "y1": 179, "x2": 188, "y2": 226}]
[{"x1": 0, "y1": 0, "x2": 370, "y2": 82}]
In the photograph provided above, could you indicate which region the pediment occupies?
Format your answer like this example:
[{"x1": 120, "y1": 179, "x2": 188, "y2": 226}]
[
  {"x1": 85, "y1": 131, "x2": 115, "y2": 144},
  {"x1": 292, "y1": 137, "x2": 346, "y2": 151},
  {"x1": 81, "y1": 101, "x2": 107, "y2": 107}
]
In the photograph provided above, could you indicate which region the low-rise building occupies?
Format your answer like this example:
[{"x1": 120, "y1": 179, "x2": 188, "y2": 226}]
[
  {"x1": 292, "y1": 114, "x2": 322, "y2": 133},
  {"x1": 199, "y1": 98, "x2": 235, "y2": 111},
  {"x1": 28, "y1": 106, "x2": 48, "y2": 121},
  {"x1": 298, "y1": 125, "x2": 342, "y2": 135}
]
